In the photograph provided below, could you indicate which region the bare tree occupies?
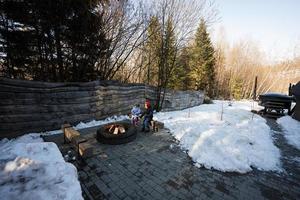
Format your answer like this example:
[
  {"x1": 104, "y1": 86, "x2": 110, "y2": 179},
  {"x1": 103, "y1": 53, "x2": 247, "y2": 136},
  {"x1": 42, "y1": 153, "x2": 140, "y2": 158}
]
[
  {"x1": 95, "y1": 0, "x2": 149, "y2": 80},
  {"x1": 213, "y1": 34, "x2": 300, "y2": 99}
]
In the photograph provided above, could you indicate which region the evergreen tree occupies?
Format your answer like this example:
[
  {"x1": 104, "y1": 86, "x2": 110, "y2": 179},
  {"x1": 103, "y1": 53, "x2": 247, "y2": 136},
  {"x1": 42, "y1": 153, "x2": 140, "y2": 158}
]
[
  {"x1": 189, "y1": 19, "x2": 216, "y2": 97},
  {"x1": 169, "y1": 46, "x2": 191, "y2": 90},
  {"x1": 0, "y1": 0, "x2": 110, "y2": 82},
  {"x1": 165, "y1": 18, "x2": 181, "y2": 89},
  {"x1": 144, "y1": 16, "x2": 161, "y2": 86},
  {"x1": 144, "y1": 16, "x2": 179, "y2": 110},
  {"x1": 230, "y1": 76, "x2": 243, "y2": 100}
]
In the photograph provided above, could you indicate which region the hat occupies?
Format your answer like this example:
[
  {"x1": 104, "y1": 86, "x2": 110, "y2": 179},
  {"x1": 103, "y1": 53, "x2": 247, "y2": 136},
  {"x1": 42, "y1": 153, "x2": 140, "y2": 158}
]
[{"x1": 145, "y1": 100, "x2": 151, "y2": 108}]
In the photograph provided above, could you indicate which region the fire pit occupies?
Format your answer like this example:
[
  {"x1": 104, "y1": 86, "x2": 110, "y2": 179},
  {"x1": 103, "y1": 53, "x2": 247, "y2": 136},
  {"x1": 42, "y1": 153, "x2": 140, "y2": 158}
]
[{"x1": 96, "y1": 121, "x2": 137, "y2": 145}]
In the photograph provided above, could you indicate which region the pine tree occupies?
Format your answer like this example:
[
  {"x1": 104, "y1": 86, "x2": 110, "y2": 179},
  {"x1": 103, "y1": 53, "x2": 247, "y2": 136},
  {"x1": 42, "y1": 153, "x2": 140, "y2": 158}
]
[
  {"x1": 144, "y1": 16, "x2": 162, "y2": 86},
  {"x1": 169, "y1": 46, "x2": 192, "y2": 90},
  {"x1": 230, "y1": 76, "x2": 243, "y2": 100},
  {"x1": 144, "y1": 16, "x2": 179, "y2": 110},
  {"x1": 189, "y1": 19, "x2": 216, "y2": 97},
  {"x1": 165, "y1": 18, "x2": 182, "y2": 90},
  {"x1": 0, "y1": 0, "x2": 110, "y2": 82}
]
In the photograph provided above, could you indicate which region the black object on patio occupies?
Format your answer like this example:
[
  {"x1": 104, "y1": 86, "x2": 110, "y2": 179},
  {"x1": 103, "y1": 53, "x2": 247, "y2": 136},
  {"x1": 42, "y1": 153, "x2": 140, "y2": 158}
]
[
  {"x1": 258, "y1": 93, "x2": 295, "y2": 118},
  {"x1": 96, "y1": 121, "x2": 137, "y2": 145},
  {"x1": 291, "y1": 81, "x2": 300, "y2": 121}
]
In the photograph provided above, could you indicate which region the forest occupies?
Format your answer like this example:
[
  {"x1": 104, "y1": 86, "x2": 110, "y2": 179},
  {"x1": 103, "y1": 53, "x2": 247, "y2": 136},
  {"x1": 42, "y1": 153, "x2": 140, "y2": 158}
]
[{"x1": 1, "y1": 0, "x2": 299, "y2": 101}]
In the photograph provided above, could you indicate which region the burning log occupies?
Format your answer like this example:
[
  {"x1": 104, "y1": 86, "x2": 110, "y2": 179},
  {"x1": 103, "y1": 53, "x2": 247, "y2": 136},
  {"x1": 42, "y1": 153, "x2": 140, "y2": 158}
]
[
  {"x1": 119, "y1": 126, "x2": 126, "y2": 133},
  {"x1": 109, "y1": 125, "x2": 115, "y2": 132},
  {"x1": 107, "y1": 124, "x2": 126, "y2": 135},
  {"x1": 96, "y1": 121, "x2": 137, "y2": 145},
  {"x1": 113, "y1": 127, "x2": 119, "y2": 135}
]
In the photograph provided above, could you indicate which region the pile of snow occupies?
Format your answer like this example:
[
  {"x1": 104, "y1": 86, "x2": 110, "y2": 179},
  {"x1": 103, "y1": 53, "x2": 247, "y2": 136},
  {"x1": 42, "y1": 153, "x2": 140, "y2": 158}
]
[
  {"x1": 0, "y1": 134, "x2": 83, "y2": 200},
  {"x1": 155, "y1": 100, "x2": 281, "y2": 173},
  {"x1": 277, "y1": 116, "x2": 300, "y2": 150}
]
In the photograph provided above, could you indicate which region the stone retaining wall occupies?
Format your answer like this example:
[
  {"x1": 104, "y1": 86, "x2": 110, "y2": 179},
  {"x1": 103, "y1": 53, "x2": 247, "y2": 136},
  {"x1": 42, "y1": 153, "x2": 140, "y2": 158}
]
[{"x1": 0, "y1": 78, "x2": 204, "y2": 138}]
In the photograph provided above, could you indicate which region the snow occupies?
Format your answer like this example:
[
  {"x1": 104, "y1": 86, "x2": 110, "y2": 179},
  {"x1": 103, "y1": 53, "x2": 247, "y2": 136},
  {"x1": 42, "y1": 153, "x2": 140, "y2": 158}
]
[
  {"x1": 74, "y1": 115, "x2": 129, "y2": 130},
  {"x1": 0, "y1": 114, "x2": 130, "y2": 199},
  {"x1": 155, "y1": 100, "x2": 281, "y2": 173},
  {"x1": 277, "y1": 116, "x2": 300, "y2": 150},
  {"x1": 292, "y1": 157, "x2": 300, "y2": 164},
  {"x1": 42, "y1": 115, "x2": 129, "y2": 135},
  {"x1": 0, "y1": 135, "x2": 83, "y2": 200}
]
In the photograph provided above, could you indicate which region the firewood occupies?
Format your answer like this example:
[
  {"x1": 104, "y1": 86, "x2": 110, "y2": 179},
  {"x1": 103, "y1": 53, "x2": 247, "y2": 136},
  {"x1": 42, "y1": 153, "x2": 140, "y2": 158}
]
[
  {"x1": 64, "y1": 127, "x2": 80, "y2": 143},
  {"x1": 119, "y1": 126, "x2": 125, "y2": 133},
  {"x1": 113, "y1": 127, "x2": 119, "y2": 134},
  {"x1": 71, "y1": 135, "x2": 87, "y2": 146},
  {"x1": 109, "y1": 125, "x2": 115, "y2": 132},
  {"x1": 78, "y1": 142, "x2": 93, "y2": 158}
]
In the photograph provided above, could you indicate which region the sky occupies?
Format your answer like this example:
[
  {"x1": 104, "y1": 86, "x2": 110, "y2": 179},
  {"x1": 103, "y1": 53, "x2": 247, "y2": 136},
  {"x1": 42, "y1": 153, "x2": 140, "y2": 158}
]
[{"x1": 212, "y1": 0, "x2": 300, "y2": 63}]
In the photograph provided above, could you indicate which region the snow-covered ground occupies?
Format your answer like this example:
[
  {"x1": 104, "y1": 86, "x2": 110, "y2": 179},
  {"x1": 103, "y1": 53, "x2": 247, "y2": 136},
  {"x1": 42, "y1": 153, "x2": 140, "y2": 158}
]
[
  {"x1": 0, "y1": 115, "x2": 129, "y2": 200},
  {"x1": 0, "y1": 134, "x2": 83, "y2": 200},
  {"x1": 277, "y1": 116, "x2": 300, "y2": 150},
  {"x1": 1, "y1": 101, "x2": 290, "y2": 199},
  {"x1": 155, "y1": 100, "x2": 282, "y2": 173}
]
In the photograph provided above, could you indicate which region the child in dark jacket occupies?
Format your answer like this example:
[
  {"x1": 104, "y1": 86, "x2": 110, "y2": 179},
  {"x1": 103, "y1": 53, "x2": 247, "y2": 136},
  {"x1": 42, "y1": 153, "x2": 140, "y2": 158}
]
[{"x1": 141, "y1": 100, "x2": 153, "y2": 132}]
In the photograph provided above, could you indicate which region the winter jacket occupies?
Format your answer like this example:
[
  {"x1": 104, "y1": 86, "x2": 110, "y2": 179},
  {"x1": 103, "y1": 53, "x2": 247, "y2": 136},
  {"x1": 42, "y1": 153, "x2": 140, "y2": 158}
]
[
  {"x1": 141, "y1": 107, "x2": 153, "y2": 120},
  {"x1": 131, "y1": 106, "x2": 142, "y2": 116}
]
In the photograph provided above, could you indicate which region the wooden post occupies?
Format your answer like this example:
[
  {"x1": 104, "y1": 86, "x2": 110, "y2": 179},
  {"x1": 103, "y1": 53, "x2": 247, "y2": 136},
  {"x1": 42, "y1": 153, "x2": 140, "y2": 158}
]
[
  {"x1": 220, "y1": 102, "x2": 224, "y2": 121},
  {"x1": 253, "y1": 76, "x2": 258, "y2": 100}
]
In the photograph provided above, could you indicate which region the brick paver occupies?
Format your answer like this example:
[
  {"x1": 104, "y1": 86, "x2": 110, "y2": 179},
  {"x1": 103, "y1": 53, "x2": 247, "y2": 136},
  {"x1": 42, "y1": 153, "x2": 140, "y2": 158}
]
[{"x1": 57, "y1": 119, "x2": 300, "y2": 200}]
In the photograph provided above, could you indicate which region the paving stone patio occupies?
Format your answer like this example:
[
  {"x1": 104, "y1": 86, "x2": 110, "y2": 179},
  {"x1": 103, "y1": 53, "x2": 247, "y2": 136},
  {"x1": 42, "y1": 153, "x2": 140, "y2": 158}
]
[{"x1": 54, "y1": 119, "x2": 300, "y2": 200}]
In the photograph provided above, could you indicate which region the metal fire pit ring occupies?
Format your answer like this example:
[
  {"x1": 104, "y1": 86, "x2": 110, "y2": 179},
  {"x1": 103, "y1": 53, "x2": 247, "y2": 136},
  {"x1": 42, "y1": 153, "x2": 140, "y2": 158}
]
[{"x1": 96, "y1": 121, "x2": 137, "y2": 145}]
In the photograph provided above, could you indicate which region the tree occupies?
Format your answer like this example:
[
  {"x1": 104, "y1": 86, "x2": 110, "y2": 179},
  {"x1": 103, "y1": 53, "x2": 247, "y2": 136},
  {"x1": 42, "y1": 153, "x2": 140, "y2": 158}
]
[
  {"x1": 189, "y1": 18, "x2": 216, "y2": 97},
  {"x1": 230, "y1": 76, "x2": 243, "y2": 100},
  {"x1": 98, "y1": 0, "x2": 149, "y2": 81},
  {"x1": 1, "y1": 0, "x2": 147, "y2": 82},
  {"x1": 156, "y1": 17, "x2": 178, "y2": 110},
  {"x1": 129, "y1": 0, "x2": 218, "y2": 110},
  {"x1": 169, "y1": 46, "x2": 192, "y2": 90},
  {"x1": 143, "y1": 14, "x2": 178, "y2": 111},
  {"x1": 0, "y1": 0, "x2": 112, "y2": 81},
  {"x1": 144, "y1": 16, "x2": 162, "y2": 85}
]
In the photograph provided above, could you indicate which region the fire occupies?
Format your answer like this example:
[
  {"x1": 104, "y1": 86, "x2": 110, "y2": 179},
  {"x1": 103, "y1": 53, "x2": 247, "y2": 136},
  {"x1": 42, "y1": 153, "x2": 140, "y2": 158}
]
[{"x1": 106, "y1": 124, "x2": 126, "y2": 135}]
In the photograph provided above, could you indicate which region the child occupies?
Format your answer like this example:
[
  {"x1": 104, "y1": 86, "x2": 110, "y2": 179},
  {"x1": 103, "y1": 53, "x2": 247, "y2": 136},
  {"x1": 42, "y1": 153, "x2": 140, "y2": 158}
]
[
  {"x1": 131, "y1": 104, "x2": 141, "y2": 126},
  {"x1": 141, "y1": 100, "x2": 153, "y2": 132}
]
